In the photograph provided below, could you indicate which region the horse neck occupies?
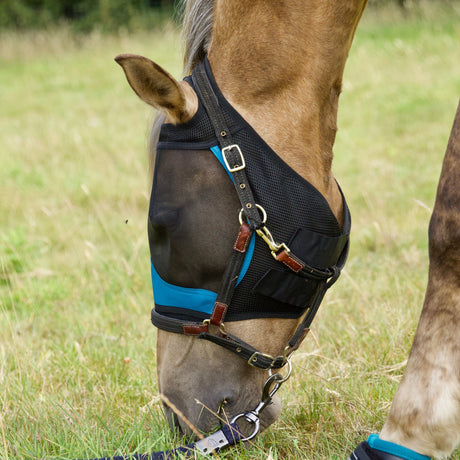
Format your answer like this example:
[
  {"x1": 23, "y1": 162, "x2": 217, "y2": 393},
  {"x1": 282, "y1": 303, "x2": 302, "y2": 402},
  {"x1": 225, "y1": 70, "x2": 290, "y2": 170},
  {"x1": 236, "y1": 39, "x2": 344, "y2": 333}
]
[{"x1": 208, "y1": 0, "x2": 367, "y2": 223}]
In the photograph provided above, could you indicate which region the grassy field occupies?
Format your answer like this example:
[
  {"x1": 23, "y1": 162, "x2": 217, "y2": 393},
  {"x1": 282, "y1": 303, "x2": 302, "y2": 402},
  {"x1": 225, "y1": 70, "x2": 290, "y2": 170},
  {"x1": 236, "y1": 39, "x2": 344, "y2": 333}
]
[{"x1": 1, "y1": 3, "x2": 460, "y2": 459}]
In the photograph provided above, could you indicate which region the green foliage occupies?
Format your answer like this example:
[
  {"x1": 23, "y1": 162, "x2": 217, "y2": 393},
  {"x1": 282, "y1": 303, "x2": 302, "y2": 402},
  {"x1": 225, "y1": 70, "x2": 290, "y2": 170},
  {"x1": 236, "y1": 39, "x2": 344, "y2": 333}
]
[{"x1": 0, "y1": 0, "x2": 177, "y2": 31}]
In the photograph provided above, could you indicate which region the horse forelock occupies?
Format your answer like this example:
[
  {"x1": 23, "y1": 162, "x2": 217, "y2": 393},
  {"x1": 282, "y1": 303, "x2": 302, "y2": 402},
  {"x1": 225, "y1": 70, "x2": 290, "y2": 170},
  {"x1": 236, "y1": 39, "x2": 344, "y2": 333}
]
[{"x1": 180, "y1": 0, "x2": 214, "y2": 75}]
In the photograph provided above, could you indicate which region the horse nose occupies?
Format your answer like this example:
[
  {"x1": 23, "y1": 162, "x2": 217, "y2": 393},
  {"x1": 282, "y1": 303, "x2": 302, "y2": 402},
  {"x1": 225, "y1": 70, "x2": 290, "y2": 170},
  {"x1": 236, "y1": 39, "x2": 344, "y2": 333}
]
[
  {"x1": 159, "y1": 377, "x2": 282, "y2": 437},
  {"x1": 161, "y1": 392, "x2": 271, "y2": 438},
  {"x1": 161, "y1": 392, "x2": 231, "y2": 436}
]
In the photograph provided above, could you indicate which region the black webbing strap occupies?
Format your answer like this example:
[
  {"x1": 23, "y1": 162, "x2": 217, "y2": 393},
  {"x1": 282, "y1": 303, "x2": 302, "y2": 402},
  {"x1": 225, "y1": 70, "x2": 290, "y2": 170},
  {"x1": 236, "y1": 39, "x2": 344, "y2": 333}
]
[
  {"x1": 211, "y1": 223, "x2": 253, "y2": 325},
  {"x1": 192, "y1": 61, "x2": 263, "y2": 230},
  {"x1": 198, "y1": 330, "x2": 287, "y2": 369},
  {"x1": 189, "y1": 61, "x2": 264, "y2": 331},
  {"x1": 286, "y1": 236, "x2": 349, "y2": 350}
]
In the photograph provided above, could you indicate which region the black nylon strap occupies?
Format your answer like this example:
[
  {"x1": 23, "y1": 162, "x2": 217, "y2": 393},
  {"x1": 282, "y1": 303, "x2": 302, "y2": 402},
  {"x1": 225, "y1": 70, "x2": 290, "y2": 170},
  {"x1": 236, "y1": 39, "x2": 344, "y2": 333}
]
[
  {"x1": 151, "y1": 308, "x2": 187, "y2": 334},
  {"x1": 192, "y1": 61, "x2": 263, "y2": 230},
  {"x1": 287, "y1": 283, "x2": 328, "y2": 350},
  {"x1": 151, "y1": 308, "x2": 286, "y2": 369},
  {"x1": 214, "y1": 235, "x2": 251, "y2": 307},
  {"x1": 287, "y1": 241, "x2": 348, "y2": 350},
  {"x1": 197, "y1": 331, "x2": 287, "y2": 369}
]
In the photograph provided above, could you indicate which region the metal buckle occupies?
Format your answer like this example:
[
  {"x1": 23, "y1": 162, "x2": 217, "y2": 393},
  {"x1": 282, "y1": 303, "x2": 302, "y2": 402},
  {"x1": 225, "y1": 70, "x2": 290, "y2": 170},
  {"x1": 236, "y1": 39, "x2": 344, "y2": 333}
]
[
  {"x1": 222, "y1": 144, "x2": 246, "y2": 172},
  {"x1": 248, "y1": 351, "x2": 281, "y2": 368}
]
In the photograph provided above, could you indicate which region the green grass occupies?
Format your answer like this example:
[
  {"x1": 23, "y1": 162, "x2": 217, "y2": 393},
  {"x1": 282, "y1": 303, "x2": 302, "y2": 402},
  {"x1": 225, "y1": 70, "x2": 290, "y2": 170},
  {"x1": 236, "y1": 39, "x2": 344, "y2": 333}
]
[{"x1": 1, "y1": 3, "x2": 460, "y2": 459}]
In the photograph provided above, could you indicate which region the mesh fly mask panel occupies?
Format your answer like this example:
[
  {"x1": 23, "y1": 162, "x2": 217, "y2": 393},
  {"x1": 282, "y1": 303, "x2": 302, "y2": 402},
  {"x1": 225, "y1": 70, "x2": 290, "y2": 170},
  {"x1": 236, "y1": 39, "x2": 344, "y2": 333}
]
[{"x1": 149, "y1": 57, "x2": 350, "y2": 325}]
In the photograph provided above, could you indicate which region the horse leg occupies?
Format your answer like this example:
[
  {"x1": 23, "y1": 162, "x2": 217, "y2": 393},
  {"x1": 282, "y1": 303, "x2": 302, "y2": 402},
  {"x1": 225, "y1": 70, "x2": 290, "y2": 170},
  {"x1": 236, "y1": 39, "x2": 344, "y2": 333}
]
[
  {"x1": 378, "y1": 100, "x2": 460, "y2": 458},
  {"x1": 350, "y1": 101, "x2": 460, "y2": 460}
]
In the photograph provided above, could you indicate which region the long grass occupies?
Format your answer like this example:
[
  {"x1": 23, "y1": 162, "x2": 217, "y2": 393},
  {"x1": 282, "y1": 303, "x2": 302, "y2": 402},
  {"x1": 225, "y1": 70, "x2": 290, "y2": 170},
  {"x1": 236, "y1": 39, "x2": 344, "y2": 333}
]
[{"x1": 1, "y1": 3, "x2": 460, "y2": 459}]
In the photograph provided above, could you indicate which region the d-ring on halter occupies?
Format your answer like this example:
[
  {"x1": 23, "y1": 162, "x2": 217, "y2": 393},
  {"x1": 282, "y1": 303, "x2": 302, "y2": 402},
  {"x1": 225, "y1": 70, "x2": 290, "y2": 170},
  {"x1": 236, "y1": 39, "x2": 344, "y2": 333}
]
[{"x1": 238, "y1": 203, "x2": 267, "y2": 226}]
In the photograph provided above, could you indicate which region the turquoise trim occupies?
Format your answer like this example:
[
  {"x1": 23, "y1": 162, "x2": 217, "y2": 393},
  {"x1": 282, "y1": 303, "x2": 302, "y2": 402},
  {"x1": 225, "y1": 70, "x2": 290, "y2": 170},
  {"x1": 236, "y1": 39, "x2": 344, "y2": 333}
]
[
  {"x1": 151, "y1": 260, "x2": 217, "y2": 314},
  {"x1": 367, "y1": 434, "x2": 431, "y2": 460},
  {"x1": 237, "y1": 233, "x2": 255, "y2": 283},
  {"x1": 149, "y1": 145, "x2": 256, "y2": 315},
  {"x1": 150, "y1": 233, "x2": 255, "y2": 314}
]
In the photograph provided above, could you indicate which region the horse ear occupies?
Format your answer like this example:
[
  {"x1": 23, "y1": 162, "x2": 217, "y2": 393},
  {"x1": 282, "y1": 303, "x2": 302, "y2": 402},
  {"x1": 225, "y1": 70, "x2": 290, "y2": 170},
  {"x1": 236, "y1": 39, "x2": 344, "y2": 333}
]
[{"x1": 114, "y1": 54, "x2": 197, "y2": 124}]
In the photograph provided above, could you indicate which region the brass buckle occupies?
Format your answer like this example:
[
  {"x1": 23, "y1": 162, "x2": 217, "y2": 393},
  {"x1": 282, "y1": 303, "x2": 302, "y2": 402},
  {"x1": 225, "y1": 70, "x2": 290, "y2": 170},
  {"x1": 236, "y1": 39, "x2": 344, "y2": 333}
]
[
  {"x1": 248, "y1": 351, "x2": 283, "y2": 368},
  {"x1": 222, "y1": 144, "x2": 246, "y2": 172}
]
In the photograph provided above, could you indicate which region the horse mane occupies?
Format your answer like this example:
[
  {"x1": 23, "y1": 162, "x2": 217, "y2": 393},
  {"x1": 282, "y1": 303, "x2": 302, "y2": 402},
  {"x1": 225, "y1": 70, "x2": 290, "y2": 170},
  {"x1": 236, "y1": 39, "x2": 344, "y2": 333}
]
[
  {"x1": 179, "y1": 0, "x2": 214, "y2": 75},
  {"x1": 149, "y1": 0, "x2": 214, "y2": 177}
]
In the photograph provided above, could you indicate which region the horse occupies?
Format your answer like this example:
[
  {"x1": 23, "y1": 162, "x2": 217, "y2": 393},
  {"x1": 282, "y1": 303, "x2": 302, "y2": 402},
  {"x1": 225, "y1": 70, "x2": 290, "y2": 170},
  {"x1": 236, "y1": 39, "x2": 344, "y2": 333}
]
[{"x1": 115, "y1": 1, "x2": 460, "y2": 458}]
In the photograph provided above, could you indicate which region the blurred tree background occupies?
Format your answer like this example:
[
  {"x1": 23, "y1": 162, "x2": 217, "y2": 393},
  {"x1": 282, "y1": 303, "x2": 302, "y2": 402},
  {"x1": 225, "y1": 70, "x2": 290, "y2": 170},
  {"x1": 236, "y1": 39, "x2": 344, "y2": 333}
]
[
  {"x1": 0, "y1": 0, "x2": 458, "y2": 32},
  {"x1": 0, "y1": 0, "x2": 178, "y2": 31}
]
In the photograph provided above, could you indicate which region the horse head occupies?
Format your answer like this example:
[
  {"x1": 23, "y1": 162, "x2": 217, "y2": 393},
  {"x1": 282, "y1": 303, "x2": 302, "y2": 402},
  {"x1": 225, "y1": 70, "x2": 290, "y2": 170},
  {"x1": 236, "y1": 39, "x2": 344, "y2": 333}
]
[
  {"x1": 116, "y1": 0, "x2": 367, "y2": 438},
  {"x1": 116, "y1": 53, "x2": 299, "y2": 434}
]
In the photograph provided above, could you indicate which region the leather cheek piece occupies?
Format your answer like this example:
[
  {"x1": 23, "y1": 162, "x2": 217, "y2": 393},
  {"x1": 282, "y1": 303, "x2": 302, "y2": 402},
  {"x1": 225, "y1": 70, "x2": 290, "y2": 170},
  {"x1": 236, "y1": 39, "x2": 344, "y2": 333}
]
[{"x1": 233, "y1": 222, "x2": 252, "y2": 253}]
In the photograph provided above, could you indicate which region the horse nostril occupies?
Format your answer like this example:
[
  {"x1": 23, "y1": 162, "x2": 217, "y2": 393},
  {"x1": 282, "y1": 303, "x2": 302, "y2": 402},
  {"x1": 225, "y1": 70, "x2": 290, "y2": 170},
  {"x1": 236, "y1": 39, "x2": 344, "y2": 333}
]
[
  {"x1": 218, "y1": 399, "x2": 228, "y2": 416},
  {"x1": 218, "y1": 398, "x2": 234, "y2": 425}
]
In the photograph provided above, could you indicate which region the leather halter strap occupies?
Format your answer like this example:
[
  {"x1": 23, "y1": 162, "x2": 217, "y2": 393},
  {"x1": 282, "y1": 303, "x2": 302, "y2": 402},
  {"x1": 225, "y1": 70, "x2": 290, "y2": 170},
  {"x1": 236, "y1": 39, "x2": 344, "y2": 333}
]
[{"x1": 151, "y1": 59, "x2": 349, "y2": 370}]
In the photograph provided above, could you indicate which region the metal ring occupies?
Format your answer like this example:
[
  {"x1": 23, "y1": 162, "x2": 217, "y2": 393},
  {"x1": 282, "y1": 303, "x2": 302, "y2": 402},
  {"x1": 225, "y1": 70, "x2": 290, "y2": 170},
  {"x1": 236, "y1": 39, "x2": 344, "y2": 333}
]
[
  {"x1": 238, "y1": 204, "x2": 267, "y2": 225},
  {"x1": 269, "y1": 358, "x2": 292, "y2": 383},
  {"x1": 230, "y1": 413, "x2": 260, "y2": 442}
]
